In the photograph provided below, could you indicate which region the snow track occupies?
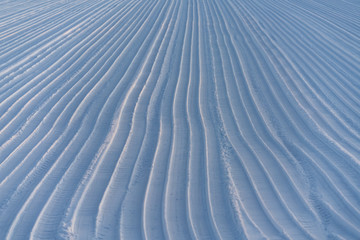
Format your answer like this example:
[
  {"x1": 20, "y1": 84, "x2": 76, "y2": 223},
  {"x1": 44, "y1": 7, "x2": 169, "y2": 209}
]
[{"x1": 0, "y1": 0, "x2": 359, "y2": 239}]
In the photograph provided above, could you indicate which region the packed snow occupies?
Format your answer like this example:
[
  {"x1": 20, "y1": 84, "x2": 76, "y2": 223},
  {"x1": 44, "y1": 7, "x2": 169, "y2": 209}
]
[{"x1": 0, "y1": 0, "x2": 359, "y2": 239}]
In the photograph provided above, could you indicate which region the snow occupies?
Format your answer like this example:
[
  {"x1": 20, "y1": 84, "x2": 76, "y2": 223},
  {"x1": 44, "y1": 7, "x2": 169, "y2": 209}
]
[{"x1": 0, "y1": 0, "x2": 359, "y2": 239}]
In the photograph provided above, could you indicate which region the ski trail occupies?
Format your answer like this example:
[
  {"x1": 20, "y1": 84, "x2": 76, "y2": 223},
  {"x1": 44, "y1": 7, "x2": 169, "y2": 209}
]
[{"x1": 0, "y1": 0, "x2": 359, "y2": 239}]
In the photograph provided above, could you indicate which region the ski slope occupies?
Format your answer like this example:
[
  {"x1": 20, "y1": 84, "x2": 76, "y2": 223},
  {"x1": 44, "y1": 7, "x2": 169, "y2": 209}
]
[{"x1": 0, "y1": 0, "x2": 359, "y2": 239}]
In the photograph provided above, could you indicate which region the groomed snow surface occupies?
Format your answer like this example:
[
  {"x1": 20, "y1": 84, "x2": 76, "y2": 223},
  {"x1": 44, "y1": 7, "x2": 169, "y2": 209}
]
[{"x1": 0, "y1": 0, "x2": 359, "y2": 239}]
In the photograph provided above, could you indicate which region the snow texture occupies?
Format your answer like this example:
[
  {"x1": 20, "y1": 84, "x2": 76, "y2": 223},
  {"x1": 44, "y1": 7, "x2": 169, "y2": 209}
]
[{"x1": 0, "y1": 0, "x2": 359, "y2": 239}]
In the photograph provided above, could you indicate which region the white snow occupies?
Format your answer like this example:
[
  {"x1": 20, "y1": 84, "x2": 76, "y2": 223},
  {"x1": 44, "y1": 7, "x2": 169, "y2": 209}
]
[{"x1": 0, "y1": 0, "x2": 359, "y2": 239}]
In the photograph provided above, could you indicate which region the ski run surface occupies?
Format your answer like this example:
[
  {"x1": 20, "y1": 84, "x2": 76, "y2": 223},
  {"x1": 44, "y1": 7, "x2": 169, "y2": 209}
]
[{"x1": 0, "y1": 0, "x2": 359, "y2": 239}]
